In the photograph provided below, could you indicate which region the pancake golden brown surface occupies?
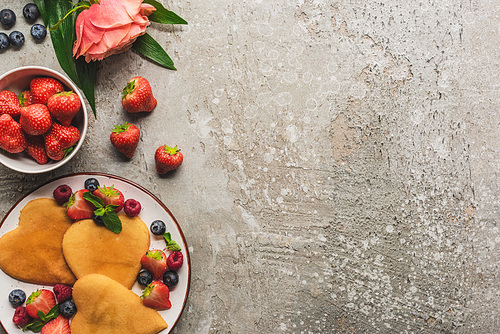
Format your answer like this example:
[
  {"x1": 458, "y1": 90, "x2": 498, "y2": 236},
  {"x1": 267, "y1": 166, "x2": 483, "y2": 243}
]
[
  {"x1": 0, "y1": 198, "x2": 77, "y2": 285},
  {"x1": 71, "y1": 273, "x2": 168, "y2": 334},
  {"x1": 62, "y1": 214, "x2": 150, "y2": 289}
]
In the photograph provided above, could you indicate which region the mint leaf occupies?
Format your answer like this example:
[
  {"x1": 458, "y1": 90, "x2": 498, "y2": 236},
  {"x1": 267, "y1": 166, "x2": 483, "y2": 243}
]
[
  {"x1": 83, "y1": 191, "x2": 104, "y2": 208},
  {"x1": 24, "y1": 319, "x2": 44, "y2": 332},
  {"x1": 162, "y1": 232, "x2": 181, "y2": 251},
  {"x1": 103, "y1": 211, "x2": 122, "y2": 234}
]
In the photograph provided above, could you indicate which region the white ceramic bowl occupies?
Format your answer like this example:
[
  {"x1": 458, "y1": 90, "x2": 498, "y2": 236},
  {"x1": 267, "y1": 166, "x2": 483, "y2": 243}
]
[{"x1": 0, "y1": 66, "x2": 88, "y2": 173}]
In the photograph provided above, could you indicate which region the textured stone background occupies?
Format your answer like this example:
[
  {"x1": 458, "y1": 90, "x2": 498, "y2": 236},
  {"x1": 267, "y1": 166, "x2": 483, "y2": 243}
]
[{"x1": 0, "y1": 0, "x2": 499, "y2": 333}]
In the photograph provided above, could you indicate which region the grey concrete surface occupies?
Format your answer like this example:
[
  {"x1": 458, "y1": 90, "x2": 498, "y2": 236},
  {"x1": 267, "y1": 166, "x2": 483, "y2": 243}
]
[{"x1": 0, "y1": 0, "x2": 499, "y2": 333}]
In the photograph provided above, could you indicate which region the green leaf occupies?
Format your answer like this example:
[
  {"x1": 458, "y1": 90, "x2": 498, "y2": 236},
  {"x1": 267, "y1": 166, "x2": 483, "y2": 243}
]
[
  {"x1": 103, "y1": 211, "x2": 122, "y2": 234},
  {"x1": 83, "y1": 191, "x2": 104, "y2": 208},
  {"x1": 35, "y1": 0, "x2": 98, "y2": 116},
  {"x1": 162, "y1": 232, "x2": 181, "y2": 251},
  {"x1": 133, "y1": 33, "x2": 176, "y2": 70},
  {"x1": 24, "y1": 319, "x2": 44, "y2": 332},
  {"x1": 45, "y1": 304, "x2": 60, "y2": 321},
  {"x1": 143, "y1": 0, "x2": 188, "y2": 25}
]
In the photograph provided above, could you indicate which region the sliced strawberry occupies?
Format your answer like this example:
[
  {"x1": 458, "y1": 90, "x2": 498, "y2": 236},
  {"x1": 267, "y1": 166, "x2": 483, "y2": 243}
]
[
  {"x1": 65, "y1": 189, "x2": 95, "y2": 220},
  {"x1": 141, "y1": 250, "x2": 168, "y2": 279},
  {"x1": 40, "y1": 315, "x2": 70, "y2": 334},
  {"x1": 141, "y1": 281, "x2": 171, "y2": 310},
  {"x1": 93, "y1": 185, "x2": 124, "y2": 212},
  {"x1": 26, "y1": 289, "x2": 56, "y2": 319}
]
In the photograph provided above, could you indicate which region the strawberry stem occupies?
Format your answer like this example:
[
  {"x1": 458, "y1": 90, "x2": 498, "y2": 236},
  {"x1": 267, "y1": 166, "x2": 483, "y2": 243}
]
[
  {"x1": 112, "y1": 123, "x2": 131, "y2": 134},
  {"x1": 163, "y1": 145, "x2": 180, "y2": 155}
]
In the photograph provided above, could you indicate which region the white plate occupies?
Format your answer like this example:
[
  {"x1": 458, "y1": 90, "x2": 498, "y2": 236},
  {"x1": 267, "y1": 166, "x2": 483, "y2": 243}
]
[{"x1": 0, "y1": 173, "x2": 190, "y2": 333}]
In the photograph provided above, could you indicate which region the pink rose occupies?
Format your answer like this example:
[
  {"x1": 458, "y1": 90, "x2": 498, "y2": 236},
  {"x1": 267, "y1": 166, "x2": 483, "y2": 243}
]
[{"x1": 73, "y1": 0, "x2": 156, "y2": 62}]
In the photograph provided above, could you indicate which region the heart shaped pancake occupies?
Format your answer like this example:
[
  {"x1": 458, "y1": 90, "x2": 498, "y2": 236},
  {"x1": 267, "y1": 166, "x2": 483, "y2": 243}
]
[
  {"x1": 0, "y1": 198, "x2": 76, "y2": 285},
  {"x1": 62, "y1": 214, "x2": 150, "y2": 289},
  {"x1": 71, "y1": 273, "x2": 168, "y2": 334}
]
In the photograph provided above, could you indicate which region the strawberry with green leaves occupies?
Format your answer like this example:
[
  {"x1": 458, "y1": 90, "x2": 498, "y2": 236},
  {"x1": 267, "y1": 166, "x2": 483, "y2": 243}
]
[
  {"x1": 47, "y1": 91, "x2": 81, "y2": 126},
  {"x1": 141, "y1": 250, "x2": 168, "y2": 279},
  {"x1": 0, "y1": 90, "x2": 21, "y2": 117},
  {"x1": 93, "y1": 185, "x2": 124, "y2": 212},
  {"x1": 26, "y1": 289, "x2": 56, "y2": 319},
  {"x1": 30, "y1": 77, "x2": 64, "y2": 105},
  {"x1": 110, "y1": 123, "x2": 140, "y2": 158},
  {"x1": 121, "y1": 76, "x2": 157, "y2": 113},
  {"x1": 0, "y1": 114, "x2": 27, "y2": 153},
  {"x1": 65, "y1": 189, "x2": 95, "y2": 220},
  {"x1": 44, "y1": 123, "x2": 81, "y2": 161},
  {"x1": 155, "y1": 145, "x2": 183, "y2": 174},
  {"x1": 141, "y1": 281, "x2": 171, "y2": 310}
]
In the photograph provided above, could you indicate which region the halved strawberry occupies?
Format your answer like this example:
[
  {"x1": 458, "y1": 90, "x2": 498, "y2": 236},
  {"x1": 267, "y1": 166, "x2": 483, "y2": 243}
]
[
  {"x1": 26, "y1": 289, "x2": 56, "y2": 319},
  {"x1": 141, "y1": 281, "x2": 171, "y2": 310},
  {"x1": 65, "y1": 189, "x2": 95, "y2": 220},
  {"x1": 141, "y1": 250, "x2": 168, "y2": 279},
  {"x1": 93, "y1": 185, "x2": 124, "y2": 212},
  {"x1": 41, "y1": 315, "x2": 70, "y2": 334}
]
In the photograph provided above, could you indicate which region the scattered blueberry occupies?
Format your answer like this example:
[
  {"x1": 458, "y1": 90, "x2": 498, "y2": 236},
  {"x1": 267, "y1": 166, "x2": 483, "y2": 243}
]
[
  {"x1": 92, "y1": 212, "x2": 104, "y2": 225},
  {"x1": 30, "y1": 23, "x2": 46, "y2": 41},
  {"x1": 59, "y1": 299, "x2": 77, "y2": 318},
  {"x1": 162, "y1": 271, "x2": 179, "y2": 288},
  {"x1": 150, "y1": 220, "x2": 166, "y2": 235},
  {"x1": 23, "y1": 3, "x2": 40, "y2": 21},
  {"x1": 0, "y1": 9, "x2": 16, "y2": 28},
  {"x1": 137, "y1": 270, "x2": 153, "y2": 286},
  {"x1": 84, "y1": 178, "x2": 99, "y2": 193},
  {"x1": 0, "y1": 32, "x2": 9, "y2": 50},
  {"x1": 8, "y1": 289, "x2": 26, "y2": 307},
  {"x1": 8, "y1": 31, "x2": 24, "y2": 47}
]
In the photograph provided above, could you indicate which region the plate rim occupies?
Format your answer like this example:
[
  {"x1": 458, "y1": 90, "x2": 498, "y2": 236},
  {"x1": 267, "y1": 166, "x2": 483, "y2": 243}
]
[{"x1": 0, "y1": 172, "x2": 191, "y2": 334}]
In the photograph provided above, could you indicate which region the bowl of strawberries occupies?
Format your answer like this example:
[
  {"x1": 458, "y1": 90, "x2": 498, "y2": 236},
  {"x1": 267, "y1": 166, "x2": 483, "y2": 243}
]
[{"x1": 0, "y1": 66, "x2": 88, "y2": 173}]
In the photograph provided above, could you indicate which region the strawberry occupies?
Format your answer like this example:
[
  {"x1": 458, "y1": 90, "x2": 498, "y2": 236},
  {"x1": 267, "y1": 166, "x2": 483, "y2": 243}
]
[
  {"x1": 155, "y1": 145, "x2": 183, "y2": 174},
  {"x1": 40, "y1": 315, "x2": 70, "y2": 334},
  {"x1": 30, "y1": 77, "x2": 64, "y2": 105},
  {"x1": 44, "y1": 123, "x2": 81, "y2": 161},
  {"x1": 93, "y1": 185, "x2": 125, "y2": 212},
  {"x1": 141, "y1": 250, "x2": 168, "y2": 279},
  {"x1": 47, "y1": 91, "x2": 81, "y2": 126},
  {"x1": 141, "y1": 281, "x2": 171, "y2": 310},
  {"x1": 110, "y1": 122, "x2": 140, "y2": 158},
  {"x1": 0, "y1": 90, "x2": 21, "y2": 117},
  {"x1": 65, "y1": 189, "x2": 95, "y2": 220},
  {"x1": 20, "y1": 104, "x2": 52, "y2": 135},
  {"x1": 0, "y1": 114, "x2": 27, "y2": 153},
  {"x1": 26, "y1": 289, "x2": 56, "y2": 319},
  {"x1": 26, "y1": 135, "x2": 48, "y2": 164},
  {"x1": 19, "y1": 90, "x2": 33, "y2": 107},
  {"x1": 121, "y1": 76, "x2": 157, "y2": 113}
]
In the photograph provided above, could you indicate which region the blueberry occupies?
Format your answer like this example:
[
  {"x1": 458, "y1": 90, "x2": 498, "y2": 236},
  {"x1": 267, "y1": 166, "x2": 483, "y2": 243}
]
[
  {"x1": 137, "y1": 270, "x2": 153, "y2": 286},
  {"x1": 150, "y1": 220, "x2": 166, "y2": 235},
  {"x1": 84, "y1": 178, "x2": 99, "y2": 193},
  {"x1": 8, "y1": 289, "x2": 26, "y2": 307},
  {"x1": 162, "y1": 271, "x2": 179, "y2": 288},
  {"x1": 0, "y1": 33, "x2": 9, "y2": 50},
  {"x1": 59, "y1": 299, "x2": 77, "y2": 318},
  {"x1": 0, "y1": 9, "x2": 16, "y2": 28},
  {"x1": 92, "y1": 212, "x2": 104, "y2": 225},
  {"x1": 23, "y1": 3, "x2": 40, "y2": 21},
  {"x1": 30, "y1": 24, "x2": 46, "y2": 41},
  {"x1": 8, "y1": 31, "x2": 24, "y2": 47}
]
